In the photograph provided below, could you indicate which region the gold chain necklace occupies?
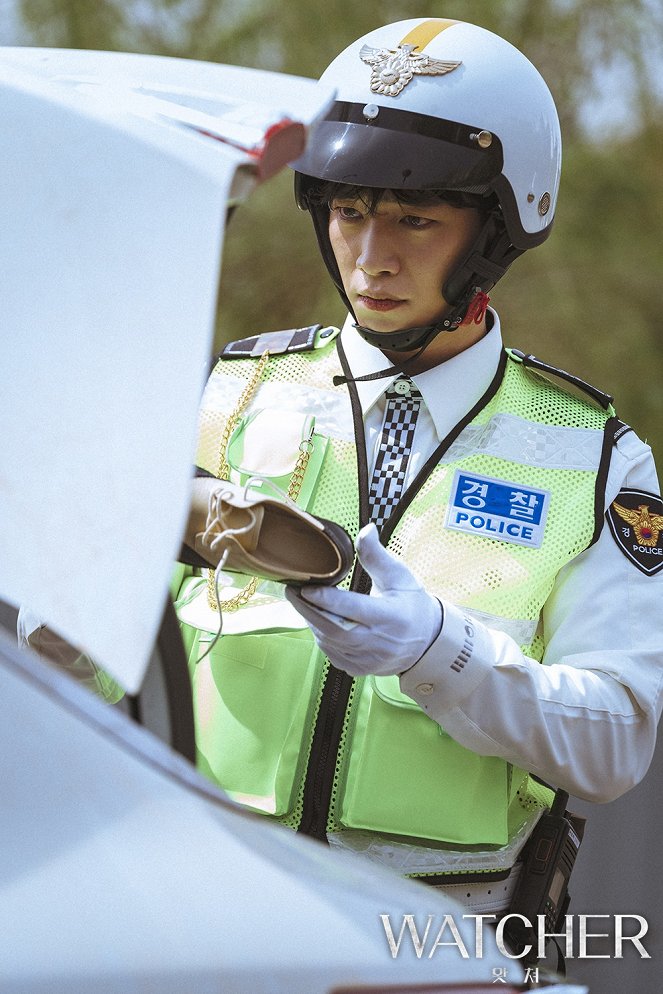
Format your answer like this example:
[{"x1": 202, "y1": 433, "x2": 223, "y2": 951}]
[{"x1": 206, "y1": 350, "x2": 313, "y2": 611}]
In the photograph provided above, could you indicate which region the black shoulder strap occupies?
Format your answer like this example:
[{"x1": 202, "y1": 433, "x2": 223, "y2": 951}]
[
  {"x1": 508, "y1": 348, "x2": 614, "y2": 411},
  {"x1": 216, "y1": 324, "x2": 338, "y2": 360},
  {"x1": 588, "y1": 415, "x2": 635, "y2": 547}
]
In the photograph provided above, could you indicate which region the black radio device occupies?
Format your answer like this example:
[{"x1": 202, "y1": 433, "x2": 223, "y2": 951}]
[{"x1": 505, "y1": 790, "x2": 585, "y2": 962}]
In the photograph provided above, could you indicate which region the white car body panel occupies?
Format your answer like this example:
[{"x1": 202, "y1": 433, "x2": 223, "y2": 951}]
[
  {"x1": 0, "y1": 49, "x2": 331, "y2": 693},
  {"x1": 0, "y1": 631, "x2": 519, "y2": 993}
]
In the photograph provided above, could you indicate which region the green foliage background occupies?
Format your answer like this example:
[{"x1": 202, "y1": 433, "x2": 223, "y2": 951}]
[{"x1": 15, "y1": 0, "x2": 663, "y2": 458}]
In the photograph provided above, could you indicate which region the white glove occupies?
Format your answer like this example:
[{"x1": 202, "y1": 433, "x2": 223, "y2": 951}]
[{"x1": 284, "y1": 522, "x2": 443, "y2": 676}]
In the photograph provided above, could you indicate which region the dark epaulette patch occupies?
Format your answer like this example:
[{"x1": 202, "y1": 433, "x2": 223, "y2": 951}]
[
  {"x1": 219, "y1": 324, "x2": 335, "y2": 359},
  {"x1": 613, "y1": 420, "x2": 633, "y2": 443},
  {"x1": 508, "y1": 349, "x2": 614, "y2": 412}
]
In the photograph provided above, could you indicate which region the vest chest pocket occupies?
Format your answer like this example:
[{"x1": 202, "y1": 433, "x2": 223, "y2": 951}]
[
  {"x1": 226, "y1": 407, "x2": 328, "y2": 511},
  {"x1": 180, "y1": 622, "x2": 322, "y2": 817},
  {"x1": 338, "y1": 674, "x2": 510, "y2": 846}
]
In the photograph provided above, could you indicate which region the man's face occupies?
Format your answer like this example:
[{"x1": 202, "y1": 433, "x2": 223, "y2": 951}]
[{"x1": 328, "y1": 191, "x2": 483, "y2": 335}]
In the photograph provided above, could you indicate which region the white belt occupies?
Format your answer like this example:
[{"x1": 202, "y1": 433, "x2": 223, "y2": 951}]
[{"x1": 431, "y1": 861, "x2": 522, "y2": 915}]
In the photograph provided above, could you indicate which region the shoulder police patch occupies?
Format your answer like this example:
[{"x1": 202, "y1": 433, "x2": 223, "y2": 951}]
[{"x1": 607, "y1": 488, "x2": 663, "y2": 575}]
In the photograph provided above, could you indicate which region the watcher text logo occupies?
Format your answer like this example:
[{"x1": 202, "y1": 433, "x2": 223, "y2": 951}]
[{"x1": 380, "y1": 913, "x2": 650, "y2": 960}]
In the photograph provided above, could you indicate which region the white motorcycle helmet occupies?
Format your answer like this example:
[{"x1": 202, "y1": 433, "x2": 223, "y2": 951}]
[{"x1": 294, "y1": 17, "x2": 562, "y2": 352}]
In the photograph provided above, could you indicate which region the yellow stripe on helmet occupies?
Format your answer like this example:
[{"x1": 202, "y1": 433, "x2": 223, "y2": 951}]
[{"x1": 399, "y1": 18, "x2": 459, "y2": 52}]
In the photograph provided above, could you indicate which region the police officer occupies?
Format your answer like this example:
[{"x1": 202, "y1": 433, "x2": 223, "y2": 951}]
[{"x1": 177, "y1": 16, "x2": 663, "y2": 915}]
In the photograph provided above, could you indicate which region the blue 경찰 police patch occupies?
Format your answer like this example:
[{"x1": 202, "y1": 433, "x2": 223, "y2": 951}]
[
  {"x1": 607, "y1": 488, "x2": 663, "y2": 575},
  {"x1": 445, "y1": 470, "x2": 550, "y2": 549}
]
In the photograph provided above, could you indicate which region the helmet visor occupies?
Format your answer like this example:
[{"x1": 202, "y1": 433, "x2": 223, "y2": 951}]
[{"x1": 293, "y1": 101, "x2": 503, "y2": 193}]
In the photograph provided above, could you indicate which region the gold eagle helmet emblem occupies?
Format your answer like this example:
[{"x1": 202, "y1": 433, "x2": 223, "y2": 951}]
[
  {"x1": 359, "y1": 43, "x2": 462, "y2": 97},
  {"x1": 612, "y1": 501, "x2": 663, "y2": 547}
]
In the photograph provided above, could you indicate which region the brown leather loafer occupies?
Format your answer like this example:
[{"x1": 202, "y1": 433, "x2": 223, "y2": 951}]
[{"x1": 179, "y1": 477, "x2": 354, "y2": 586}]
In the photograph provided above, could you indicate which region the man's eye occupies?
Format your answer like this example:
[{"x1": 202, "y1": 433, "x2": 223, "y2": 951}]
[
  {"x1": 333, "y1": 205, "x2": 363, "y2": 221},
  {"x1": 402, "y1": 214, "x2": 433, "y2": 228}
]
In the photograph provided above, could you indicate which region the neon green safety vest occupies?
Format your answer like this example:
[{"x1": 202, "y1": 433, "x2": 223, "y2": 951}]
[{"x1": 174, "y1": 324, "x2": 617, "y2": 879}]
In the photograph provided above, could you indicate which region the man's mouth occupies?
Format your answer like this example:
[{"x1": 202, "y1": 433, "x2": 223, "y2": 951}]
[{"x1": 356, "y1": 294, "x2": 404, "y2": 313}]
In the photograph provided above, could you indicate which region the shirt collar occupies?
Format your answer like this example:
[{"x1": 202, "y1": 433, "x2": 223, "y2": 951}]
[{"x1": 339, "y1": 309, "x2": 504, "y2": 442}]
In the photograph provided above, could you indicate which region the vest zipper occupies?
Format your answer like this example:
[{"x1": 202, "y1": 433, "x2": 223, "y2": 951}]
[
  {"x1": 297, "y1": 665, "x2": 353, "y2": 841},
  {"x1": 297, "y1": 562, "x2": 371, "y2": 841},
  {"x1": 298, "y1": 340, "x2": 371, "y2": 841}
]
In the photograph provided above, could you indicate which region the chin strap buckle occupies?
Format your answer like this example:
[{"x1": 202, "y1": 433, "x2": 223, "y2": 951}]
[{"x1": 460, "y1": 290, "x2": 491, "y2": 326}]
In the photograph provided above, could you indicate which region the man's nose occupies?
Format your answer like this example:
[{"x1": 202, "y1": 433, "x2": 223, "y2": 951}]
[{"x1": 356, "y1": 220, "x2": 400, "y2": 276}]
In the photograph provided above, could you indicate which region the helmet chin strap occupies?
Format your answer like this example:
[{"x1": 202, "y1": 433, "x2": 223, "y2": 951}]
[
  {"x1": 333, "y1": 311, "x2": 460, "y2": 387},
  {"x1": 332, "y1": 289, "x2": 489, "y2": 387},
  {"x1": 352, "y1": 276, "x2": 492, "y2": 352},
  {"x1": 353, "y1": 317, "x2": 450, "y2": 353}
]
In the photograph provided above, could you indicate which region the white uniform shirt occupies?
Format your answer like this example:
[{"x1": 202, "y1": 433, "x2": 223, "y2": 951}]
[{"x1": 341, "y1": 311, "x2": 663, "y2": 803}]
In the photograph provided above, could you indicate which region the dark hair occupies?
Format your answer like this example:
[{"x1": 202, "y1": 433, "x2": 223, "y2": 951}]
[{"x1": 306, "y1": 179, "x2": 499, "y2": 217}]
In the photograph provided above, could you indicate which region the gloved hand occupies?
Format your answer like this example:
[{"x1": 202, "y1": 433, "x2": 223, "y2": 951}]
[{"x1": 284, "y1": 522, "x2": 443, "y2": 676}]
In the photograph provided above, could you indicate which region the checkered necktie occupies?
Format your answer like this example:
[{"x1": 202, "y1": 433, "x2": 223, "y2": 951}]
[{"x1": 369, "y1": 376, "x2": 422, "y2": 528}]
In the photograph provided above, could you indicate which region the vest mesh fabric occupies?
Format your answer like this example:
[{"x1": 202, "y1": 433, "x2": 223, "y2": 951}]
[
  {"x1": 197, "y1": 345, "x2": 361, "y2": 592},
  {"x1": 193, "y1": 342, "x2": 609, "y2": 850},
  {"x1": 196, "y1": 345, "x2": 361, "y2": 833},
  {"x1": 387, "y1": 360, "x2": 607, "y2": 661}
]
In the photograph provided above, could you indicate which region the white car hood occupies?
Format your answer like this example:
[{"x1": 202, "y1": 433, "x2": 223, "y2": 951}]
[
  {"x1": 0, "y1": 48, "x2": 332, "y2": 692},
  {"x1": 0, "y1": 631, "x2": 526, "y2": 993}
]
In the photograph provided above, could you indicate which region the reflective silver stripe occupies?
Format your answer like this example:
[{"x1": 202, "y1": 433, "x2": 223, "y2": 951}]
[
  {"x1": 201, "y1": 376, "x2": 355, "y2": 441},
  {"x1": 201, "y1": 372, "x2": 246, "y2": 413},
  {"x1": 442, "y1": 412, "x2": 604, "y2": 470},
  {"x1": 462, "y1": 607, "x2": 538, "y2": 646},
  {"x1": 327, "y1": 808, "x2": 542, "y2": 876}
]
